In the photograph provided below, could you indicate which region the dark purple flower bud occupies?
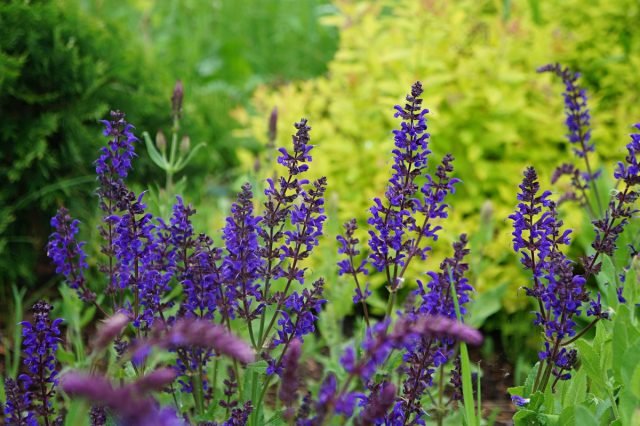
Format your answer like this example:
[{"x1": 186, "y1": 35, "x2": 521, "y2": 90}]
[
  {"x1": 449, "y1": 355, "x2": 463, "y2": 402},
  {"x1": 172, "y1": 80, "x2": 184, "y2": 120},
  {"x1": 268, "y1": 106, "x2": 278, "y2": 144},
  {"x1": 48, "y1": 207, "x2": 94, "y2": 302},
  {"x1": 223, "y1": 401, "x2": 253, "y2": 426},
  {"x1": 90, "y1": 406, "x2": 107, "y2": 426}
]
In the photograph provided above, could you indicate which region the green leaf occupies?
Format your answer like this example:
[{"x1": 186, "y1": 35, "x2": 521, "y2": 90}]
[
  {"x1": 574, "y1": 405, "x2": 598, "y2": 426},
  {"x1": 631, "y1": 364, "x2": 640, "y2": 399},
  {"x1": 575, "y1": 340, "x2": 607, "y2": 389},
  {"x1": 558, "y1": 406, "x2": 576, "y2": 425},
  {"x1": 57, "y1": 347, "x2": 76, "y2": 365},
  {"x1": 174, "y1": 142, "x2": 207, "y2": 172},
  {"x1": 563, "y1": 368, "x2": 587, "y2": 408},
  {"x1": 524, "y1": 362, "x2": 540, "y2": 396},
  {"x1": 265, "y1": 412, "x2": 286, "y2": 425},
  {"x1": 612, "y1": 304, "x2": 640, "y2": 385},
  {"x1": 144, "y1": 131, "x2": 169, "y2": 169}
]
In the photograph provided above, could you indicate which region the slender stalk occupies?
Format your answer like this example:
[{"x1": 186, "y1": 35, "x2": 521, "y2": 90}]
[
  {"x1": 348, "y1": 252, "x2": 371, "y2": 328},
  {"x1": 561, "y1": 318, "x2": 600, "y2": 346},
  {"x1": 437, "y1": 364, "x2": 445, "y2": 426},
  {"x1": 451, "y1": 277, "x2": 477, "y2": 426}
]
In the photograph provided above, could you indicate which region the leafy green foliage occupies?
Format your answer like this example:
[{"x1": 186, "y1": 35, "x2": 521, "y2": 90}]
[{"x1": 0, "y1": 0, "x2": 169, "y2": 288}]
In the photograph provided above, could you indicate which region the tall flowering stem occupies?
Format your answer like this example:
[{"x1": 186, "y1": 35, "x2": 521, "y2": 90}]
[
  {"x1": 510, "y1": 167, "x2": 607, "y2": 393},
  {"x1": 48, "y1": 207, "x2": 103, "y2": 312},
  {"x1": 583, "y1": 124, "x2": 640, "y2": 278},
  {"x1": 337, "y1": 219, "x2": 371, "y2": 327},
  {"x1": 256, "y1": 119, "x2": 314, "y2": 347},
  {"x1": 19, "y1": 301, "x2": 63, "y2": 426},
  {"x1": 222, "y1": 183, "x2": 263, "y2": 347},
  {"x1": 95, "y1": 111, "x2": 138, "y2": 309},
  {"x1": 256, "y1": 120, "x2": 327, "y2": 350},
  {"x1": 367, "y1": 82, "x2": 459, "y2": 318},
  {"x1": 538, "y1": 63, "x2": 603, "y2": 217}
]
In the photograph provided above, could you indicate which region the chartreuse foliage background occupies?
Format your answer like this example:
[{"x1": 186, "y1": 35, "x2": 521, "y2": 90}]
[{"x1": 237, "y1": 0, "x2": 640, "y2": 324}]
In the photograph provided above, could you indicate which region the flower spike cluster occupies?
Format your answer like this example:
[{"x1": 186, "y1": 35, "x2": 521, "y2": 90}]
[
  {"x1": 510, "y1": 167, "x2": 608, "y2": 392},
  {"x1": 365, "y1": 81, "x2": 459, "y2": 304},
  {"x1": 41, "y1": 80, "x2": 480, "y2": 425}
]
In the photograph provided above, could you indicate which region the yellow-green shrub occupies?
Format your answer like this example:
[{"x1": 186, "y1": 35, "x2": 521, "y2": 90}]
[{"x1": 236, "y1": 0, "x2": 640, "y2": 312}]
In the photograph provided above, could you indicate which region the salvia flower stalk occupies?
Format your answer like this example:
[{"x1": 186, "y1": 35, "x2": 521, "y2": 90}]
[{"x1": 538, "y1": 63, "x2": 603, "y2": 216}]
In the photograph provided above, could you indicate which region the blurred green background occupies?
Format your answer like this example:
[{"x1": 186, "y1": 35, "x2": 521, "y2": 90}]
[{"x1": 1, "y1": 0, "x2": 639, "y2": 374}]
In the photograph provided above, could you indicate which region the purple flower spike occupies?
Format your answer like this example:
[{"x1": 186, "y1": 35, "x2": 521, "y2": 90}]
[
  {"x1": 367, "y1": 82, "x2": 458, "y2": 298},
  {"x1": 537, "y1": 64, "x2": 595, "y2": 164},
  {"x1": 96, "y1": 110, "x2": 138, "y2": 180},
  {"x1": 222, "y1": 183, "x2": 264, "y2": 323},
  {"x1": 3, "y1": 378, "x2": 36, "y2": 426},
  {"x1": 19, "y1": 301, "x2": 63, "y2": 425},
  {"x1": 48, "y1": 207, "x2": 93, "y2": 302}
]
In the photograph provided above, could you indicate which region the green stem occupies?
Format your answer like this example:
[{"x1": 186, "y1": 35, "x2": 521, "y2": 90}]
[{"x1": 451, "y1": 276, "x2": 478, "y2": 426}]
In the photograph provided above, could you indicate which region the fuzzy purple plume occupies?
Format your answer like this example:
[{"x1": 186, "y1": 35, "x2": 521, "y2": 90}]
[
  {"x1": 279, "y1": 338, "x2": 302, "y2": 416},
  {"x1": 93, "y1": 312, "x2": 130, "y2": 351},
  {"x1": 394, "y1": 315, "x2": 483, "y2": 346},
  {"x1": 61, "y1": 370, "x2": 183, "y2": 426},
  {"x1": 166, "y1": 319, "x2": 255, "y2": 363}
]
